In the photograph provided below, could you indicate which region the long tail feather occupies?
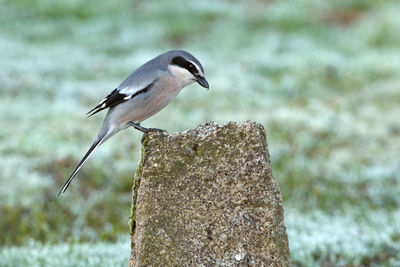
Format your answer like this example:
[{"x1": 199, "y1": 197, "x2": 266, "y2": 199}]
[{"x1": 58, "y1": 135, "x2": 107, "y2": 196}]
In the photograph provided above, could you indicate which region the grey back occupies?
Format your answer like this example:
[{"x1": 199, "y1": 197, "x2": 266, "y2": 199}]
[{"x1": 117, "y1": 50, "x2": 203, "y2": 90}]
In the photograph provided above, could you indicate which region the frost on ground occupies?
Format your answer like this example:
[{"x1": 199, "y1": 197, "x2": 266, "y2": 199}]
[
  {"x1": 286, "y1": 209, "x2": 400, "y2": 266},
  {"x1": 0, "y1": 238, "x2": 129, "y2": 267},
  {"x1": 0, "y1": 0, "x2": 400, "y2": 265}
]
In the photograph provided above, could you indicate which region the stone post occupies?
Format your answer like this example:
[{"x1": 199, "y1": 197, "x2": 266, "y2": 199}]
[{"x1": 129, "y1": 121, "x2": 291, "y2": 266}]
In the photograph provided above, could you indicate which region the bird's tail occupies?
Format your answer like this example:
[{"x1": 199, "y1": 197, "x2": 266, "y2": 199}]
[{"x1": 58, "y1": 134, "x2": 108, "y2": 196}]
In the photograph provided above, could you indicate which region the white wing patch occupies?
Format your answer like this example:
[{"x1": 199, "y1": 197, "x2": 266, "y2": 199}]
[
  {"x1": 87, "y1": 80, "x2": 156, "y2": 117},
  {"x1": 119, "y1": 82, "x2": 149, "y2": 95}
]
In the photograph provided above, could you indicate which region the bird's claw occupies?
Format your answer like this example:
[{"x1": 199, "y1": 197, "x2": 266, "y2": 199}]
[
  {"x1": 128, "y1": 122, "x2": 167, "y2": 144},
  {"x1": 128, "y1": 122, "x2": 167, "y2": 134},
  {"x1": 147, "y1": 128, "x2": 167, "y2": 134}
]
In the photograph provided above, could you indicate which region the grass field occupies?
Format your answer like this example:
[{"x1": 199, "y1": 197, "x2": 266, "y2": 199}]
[{"x1": 1, "y1": 0, "x2": 400, "y2": 265}]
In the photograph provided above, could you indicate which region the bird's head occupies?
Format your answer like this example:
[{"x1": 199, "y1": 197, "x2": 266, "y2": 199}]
[{"x1": 167, "y1": 50, "x2": 209, "y2": 89}]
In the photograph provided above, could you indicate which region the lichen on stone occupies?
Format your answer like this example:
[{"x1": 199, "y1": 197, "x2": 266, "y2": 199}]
[
  {"x1": 129, "y1": 133, "x2": 149, "y2": 236},
  {"x1": 130, "y1": 121, "x2": 292, "y2": 266}
]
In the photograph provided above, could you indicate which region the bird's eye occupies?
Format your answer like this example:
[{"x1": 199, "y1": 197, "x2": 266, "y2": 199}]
[
  {"x1": 172, "y1": 56, "x2": 199, "y2": 75},
  {"x1": 188, "y1": 64, "x2": 197, "y2": 74}
]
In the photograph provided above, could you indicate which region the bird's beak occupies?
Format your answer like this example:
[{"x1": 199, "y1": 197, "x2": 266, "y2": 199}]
[{"x1": 196, "y1": 76, "x2": 209, "y2": 89}]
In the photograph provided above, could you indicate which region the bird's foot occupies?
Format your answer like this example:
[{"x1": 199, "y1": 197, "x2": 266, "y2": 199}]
[
  {"x1": 128, "y1": 122, "x2": 167, "y2": 144},
  {"x1": 147, "y1": 128, "x2": 168, "y2": 133},
  {"x1": 128, "y1": 122, "x2": 167, "y2": 134},
  {"x1": 128, "y1": 122, "x2": 148, "y2": 133}
]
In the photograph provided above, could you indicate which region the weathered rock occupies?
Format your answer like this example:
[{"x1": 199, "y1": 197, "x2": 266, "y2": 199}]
[{"x1": 129, "y1": 121, "x2": 291, "y2": 266}]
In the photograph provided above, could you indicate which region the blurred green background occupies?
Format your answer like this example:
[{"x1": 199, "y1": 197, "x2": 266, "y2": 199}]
[{"x1": 1, "y1": 0, "x2": 400, "y2": 266}]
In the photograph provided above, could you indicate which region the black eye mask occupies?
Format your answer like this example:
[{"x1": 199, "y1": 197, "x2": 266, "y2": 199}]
[{"x1": 172, "y1": 56, "x2": 199, "y2": 76}]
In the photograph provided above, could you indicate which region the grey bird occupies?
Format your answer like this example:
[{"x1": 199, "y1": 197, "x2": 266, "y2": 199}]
[{"x1": 58, "y1": 50, "x2": 209, "y2": 195}]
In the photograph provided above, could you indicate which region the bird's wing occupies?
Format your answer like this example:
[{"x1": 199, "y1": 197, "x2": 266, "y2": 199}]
[
  {"x1": 87, "y1": 81, "x2": 156, "y2": 117},
  {"x1": 87, "y1": 59, "x2": 163, "y2": 117},
  {"x1": 87, "y1": 57, "x2": 165, "y2": 117}
]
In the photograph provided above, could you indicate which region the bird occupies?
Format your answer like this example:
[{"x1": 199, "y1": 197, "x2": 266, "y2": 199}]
[{"x1": 58, "y1": 50, "x2": 209, "y2": 195}]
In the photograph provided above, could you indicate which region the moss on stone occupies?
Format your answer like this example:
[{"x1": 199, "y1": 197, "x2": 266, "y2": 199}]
[
  {"x1": 129, "y1": 133, "x2": 149, "y2": 238},
  {"x1": 129, "y1": 121, "x2": 292, "y2": 266}
]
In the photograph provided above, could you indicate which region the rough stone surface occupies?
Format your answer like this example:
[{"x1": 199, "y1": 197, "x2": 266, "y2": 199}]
[{"x1": 129, "y1": 121, "x2": 292, "y2": 267}]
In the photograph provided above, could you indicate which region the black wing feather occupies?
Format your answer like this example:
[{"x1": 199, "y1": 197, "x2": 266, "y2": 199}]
[
  {"x1": 87, "y1": 81, "x2": 155, "y2": 117},
  {"x1": 87, "y1": 89, "x2": 126, "y2": 117}
]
